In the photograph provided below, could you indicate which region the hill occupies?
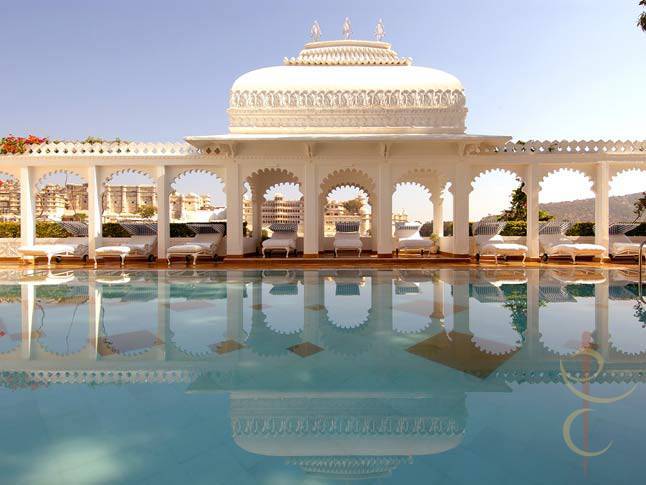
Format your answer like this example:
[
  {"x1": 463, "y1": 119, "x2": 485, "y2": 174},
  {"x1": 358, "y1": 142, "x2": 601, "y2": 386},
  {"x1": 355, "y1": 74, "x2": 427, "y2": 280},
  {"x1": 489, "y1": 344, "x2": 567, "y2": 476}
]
[{"x1": 540, "y1": 192, "x2": 643, "y2": 222}]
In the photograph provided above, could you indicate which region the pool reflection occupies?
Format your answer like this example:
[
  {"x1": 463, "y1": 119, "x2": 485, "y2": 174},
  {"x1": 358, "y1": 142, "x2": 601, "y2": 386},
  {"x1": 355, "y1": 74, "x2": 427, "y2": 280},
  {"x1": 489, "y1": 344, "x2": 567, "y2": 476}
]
[{"x1": 1, "y1": 267, "x2": 645, "y2": 481}]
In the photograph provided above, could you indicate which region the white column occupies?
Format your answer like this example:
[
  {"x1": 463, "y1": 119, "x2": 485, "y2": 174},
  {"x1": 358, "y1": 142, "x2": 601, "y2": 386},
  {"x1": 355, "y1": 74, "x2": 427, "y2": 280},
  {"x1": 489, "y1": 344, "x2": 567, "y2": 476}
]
[
  {"x1": 303, "y1": 162, "x2": 319, "y2": 256},
  {"x1": 156, "y1": 272, "x2": 169, "y2": 360},
  {"x1": 525, "y1": 270, "x2": 540, "y2": 359},
  {"x1": 376, "y1": 162, "x2": 393, "y2": 256},
  {"x1": 226, "y1": 271, "x2": 245, "y2": 342},
  {"x1": 252, "y1": 197, "x2": 262, "y2": 245},
  {"x1": 88, "y1": 273, "x2": 101, "y2": 360},
  {"x1": 303, "y1": 271, "x2": 323, "y2": 344},
  {"x1": 20, "y1": 284, "x2": 34, "y2": 359},
  {"x1": 19, "y1": 167, "x2": 35, "y2": 247},
  {"x1": 432, "y1": 193, "x2": 444, "y2": 237},
  {"x1": 595, "y1": 278, "x2": 610, "y2": 359},
  {"x1": 87, "y1": 166, "x2": 102, "y2": 259},
  {"x1": 155, "y1": 166, "x2": 169, "y2": 261},
  {"x1": 594, "y1": 161, "x2": 610, "y2": 254},
  {"x1": 452, "y1": 270, "x2": 470, "y2": 335},
  {"x1": 225, "y1": 162, "x2": 243, "y2": 256},
  {"x1": 525, "y1": 165, "x2": 540, "y2": 259},
  {"x1": 452, "y1": 163, "x2": 470, "y2": 256}
]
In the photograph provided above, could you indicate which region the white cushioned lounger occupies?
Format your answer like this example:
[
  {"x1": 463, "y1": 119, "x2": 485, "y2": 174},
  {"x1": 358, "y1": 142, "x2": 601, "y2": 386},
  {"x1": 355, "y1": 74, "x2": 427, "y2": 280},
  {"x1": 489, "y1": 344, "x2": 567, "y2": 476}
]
[
  {"x1": 539, "y1": 221, "x2": 606, "y2": 263},
  {"x1": 473, "y1": 219, "x2": 528, "y2": 264},
  {"x1": 94, "y1": 223, "x2": 157, "y2": 267},
  {"x1": 262, "y1": 223, "x2": 298, "y2": 258},
  {"x1": 167, "y1": 223, "x2": 225, "y2": 265},
  {"x1": 394, "y1": 222, "x2": 434, "y2": 256},
  {"x1": 18, "y1": 222, "x2": 89, "y2": 266},
  {"x1": 333, "y1": 221, "x2": 362, "y2": 257},
  {"x1": 609, "y1": 223, "x2": 645, "y2": 262}
]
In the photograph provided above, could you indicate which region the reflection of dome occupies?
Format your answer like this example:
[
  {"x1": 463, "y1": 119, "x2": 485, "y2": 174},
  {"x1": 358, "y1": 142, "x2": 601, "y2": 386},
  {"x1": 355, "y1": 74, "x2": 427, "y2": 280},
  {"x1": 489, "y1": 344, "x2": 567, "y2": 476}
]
[
  {"x1": 229, "y1": 40, "x2": 466, "y2": 135},
  {"x1": 231, "y1": 395, "x2": 466, "y2": 479}
]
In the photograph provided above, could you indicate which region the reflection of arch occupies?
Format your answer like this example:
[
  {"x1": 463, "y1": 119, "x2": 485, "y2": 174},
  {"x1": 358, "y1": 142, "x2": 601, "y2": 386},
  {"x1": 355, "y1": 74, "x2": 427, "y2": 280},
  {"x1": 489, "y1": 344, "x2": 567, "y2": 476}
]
[{"x1": 319, "y1": 169, "x2": 376, "y2": 205}]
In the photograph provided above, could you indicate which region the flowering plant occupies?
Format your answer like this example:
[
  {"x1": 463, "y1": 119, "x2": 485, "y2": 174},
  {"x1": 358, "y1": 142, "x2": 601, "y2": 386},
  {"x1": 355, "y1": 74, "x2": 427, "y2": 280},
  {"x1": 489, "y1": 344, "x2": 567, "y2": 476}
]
[{"x1": 0, "y1": 135, "x2": 48, "y2": 155}]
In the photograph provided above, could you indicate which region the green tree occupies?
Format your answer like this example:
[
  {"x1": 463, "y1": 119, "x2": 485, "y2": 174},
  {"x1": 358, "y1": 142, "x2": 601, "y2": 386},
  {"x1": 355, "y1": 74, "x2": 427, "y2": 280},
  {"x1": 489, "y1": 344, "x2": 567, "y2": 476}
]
[
  {"x1": 639, "y1": 1, "x2": 646, "y2": 32},
  {"x1": 499, "y1": 182, "x2": 553, "y2": 222},
  {"x1": 633, "y1": 191, "x2": 646, "y2": 222},
  {"x1": 342, "y1": 197, "x2": 363, "y2": 215},
  {"x1": 136, "y1": 205, "x2": 157, "y2": 219}
]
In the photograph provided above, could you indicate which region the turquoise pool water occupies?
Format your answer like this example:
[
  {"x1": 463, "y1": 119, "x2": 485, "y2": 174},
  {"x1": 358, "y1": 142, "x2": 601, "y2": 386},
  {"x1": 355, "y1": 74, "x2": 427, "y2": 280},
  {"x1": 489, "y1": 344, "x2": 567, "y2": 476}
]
[{"x1": 0, "y1": 267, "x2": 644, "y2": 484}]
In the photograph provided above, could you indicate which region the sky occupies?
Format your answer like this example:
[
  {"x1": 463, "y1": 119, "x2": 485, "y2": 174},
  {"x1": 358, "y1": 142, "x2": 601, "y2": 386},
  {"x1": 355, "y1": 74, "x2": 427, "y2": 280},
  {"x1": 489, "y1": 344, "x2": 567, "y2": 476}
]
[{"x1": 2, "y1": 0, "x2": 645, "y2": 221}]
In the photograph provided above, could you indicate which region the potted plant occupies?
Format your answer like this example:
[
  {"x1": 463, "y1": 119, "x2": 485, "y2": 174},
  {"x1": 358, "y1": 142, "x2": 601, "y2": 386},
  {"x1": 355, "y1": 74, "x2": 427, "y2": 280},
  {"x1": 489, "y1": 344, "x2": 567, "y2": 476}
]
[{"x1": 429, "y1": 233, "x2": 440, "y2": 254}]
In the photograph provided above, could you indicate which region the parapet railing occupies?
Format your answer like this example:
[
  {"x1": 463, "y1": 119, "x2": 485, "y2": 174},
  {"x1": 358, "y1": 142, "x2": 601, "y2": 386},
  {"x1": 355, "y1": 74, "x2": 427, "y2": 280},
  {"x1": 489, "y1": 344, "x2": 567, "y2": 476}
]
[
  {"x1": 476, "y1": 140, "x2": 646, "y2": 155},
  {"x1": 2, "y1": 142, "x2": 201, "y2": 157}
]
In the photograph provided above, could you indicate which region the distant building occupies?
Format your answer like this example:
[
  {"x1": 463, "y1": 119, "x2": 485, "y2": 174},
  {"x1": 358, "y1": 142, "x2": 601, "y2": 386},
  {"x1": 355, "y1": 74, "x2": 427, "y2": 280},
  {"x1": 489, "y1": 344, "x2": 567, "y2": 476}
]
[{"x1": 169, "y1": 191, "x2": 218, "y2": 222}]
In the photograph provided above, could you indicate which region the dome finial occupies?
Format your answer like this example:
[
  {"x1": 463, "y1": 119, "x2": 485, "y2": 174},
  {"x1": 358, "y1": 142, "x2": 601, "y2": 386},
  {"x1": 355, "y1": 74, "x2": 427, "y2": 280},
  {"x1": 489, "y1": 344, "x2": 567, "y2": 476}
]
[
  {"x1": 342, "y1": 17, "x2": 352, "y2": 39},
  {"x1": 310, "y1": 20, "x2": 321, "y2": 42},
  {"x1": 375, "y1": 19, "x2": 385, "y2": 41}
]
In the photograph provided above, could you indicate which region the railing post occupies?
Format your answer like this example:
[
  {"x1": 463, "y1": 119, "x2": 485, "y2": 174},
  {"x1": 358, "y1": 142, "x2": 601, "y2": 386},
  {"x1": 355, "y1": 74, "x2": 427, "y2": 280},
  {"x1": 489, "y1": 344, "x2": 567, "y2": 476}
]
[
  {"x1": 594, "y1": 161, "x2": 610, "y2": 255},
  {"x1": 19, "y1": 166, "x2": 35, "y2": 247},
  {"x1": 155, "y1": 166, "x2": 169, "y2": 261}
]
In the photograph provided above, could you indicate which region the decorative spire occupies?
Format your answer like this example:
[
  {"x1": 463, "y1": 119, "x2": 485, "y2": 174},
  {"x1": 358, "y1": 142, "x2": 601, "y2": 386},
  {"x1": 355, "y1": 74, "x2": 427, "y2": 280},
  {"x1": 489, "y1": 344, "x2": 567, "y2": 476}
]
[
  {"x1": 309, "y1": 20, "x2": 321, "y2": 42},
  {"x1": 342, "y1": 17, "x2": 352, "y2": 39},
  {"x1": 375, "y1": 18, "x2": 385, "y2": 41}
]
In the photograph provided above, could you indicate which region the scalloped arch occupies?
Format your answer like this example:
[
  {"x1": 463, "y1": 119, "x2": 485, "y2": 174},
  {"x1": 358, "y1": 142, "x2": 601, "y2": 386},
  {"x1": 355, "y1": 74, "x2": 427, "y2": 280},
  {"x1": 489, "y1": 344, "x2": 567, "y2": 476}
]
[
  {"x1": 171, "y1": 168, "x2": 225, "y2": 186},
  {"x1": 319, "y1": 168, "x2": 376, "y2": 205},
  {"x1": 0, "y1": 170, "x2": 19, "y2": 181},
  {"x1": 538, "y1": 167, "x2": 595, "y2": 191},
  {"x1": 471, "y1": 168, "x2": 523, "y2": 189},
  {"x1": 103, "y1": 168, "x2": 155, "y2": 187},
  {"x1": 609, "y1": 166, "x2": 646, "y2": 183},
  {"x1": 35, "y1": 169, "x2": 87, "y2": 189},
  {"x1": 246, "y1": 168, "x2": 300, "y2": 199},
  {"x1": 395, "y1": 168, "x2": 448, "y2": 197}
]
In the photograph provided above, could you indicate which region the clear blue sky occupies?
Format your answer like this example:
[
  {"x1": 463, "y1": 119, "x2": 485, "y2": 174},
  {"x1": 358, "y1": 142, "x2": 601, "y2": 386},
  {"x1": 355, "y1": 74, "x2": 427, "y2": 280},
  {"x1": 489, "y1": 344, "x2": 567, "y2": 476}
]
[{"x1": 3, "y1": 0, "x2": 645, "y2": 219}]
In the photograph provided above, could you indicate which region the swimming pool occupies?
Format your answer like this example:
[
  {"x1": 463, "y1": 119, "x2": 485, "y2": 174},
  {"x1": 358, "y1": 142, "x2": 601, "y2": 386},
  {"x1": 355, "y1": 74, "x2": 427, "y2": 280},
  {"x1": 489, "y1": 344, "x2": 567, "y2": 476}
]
[{"x1": 0, "y1": 267, "x2": 644, "y2": 484}]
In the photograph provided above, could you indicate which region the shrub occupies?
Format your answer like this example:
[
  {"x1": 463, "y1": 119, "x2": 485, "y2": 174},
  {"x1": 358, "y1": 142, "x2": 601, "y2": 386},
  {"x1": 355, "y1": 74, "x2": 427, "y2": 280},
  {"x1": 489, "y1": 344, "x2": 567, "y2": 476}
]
[
  {"x1": 501, "y1": 221, "x2": 526, "y2": 236},
  {"x1": 0, "y1": 222, "x2": 20, "y2": 238},
  {"x1": 36, "y1": 222, "x2": 71, "y2": 238},
  {"x1": 170, "y1": 223, "x2": 194, "y2": 238},
  {"x1": 627, "y1": 223, "x2": 646, "y2": 236},
  {"x1": 102, "y1": 223, "x2": 130, "y2": 237},
  {"x1": 566, "y1": 222, "x2": 595, "y2": 237}
]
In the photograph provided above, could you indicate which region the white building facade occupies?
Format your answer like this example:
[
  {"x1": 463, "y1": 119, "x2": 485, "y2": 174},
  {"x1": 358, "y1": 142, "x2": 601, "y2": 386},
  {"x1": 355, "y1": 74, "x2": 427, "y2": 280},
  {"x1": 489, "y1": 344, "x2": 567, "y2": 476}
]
[{"x1": 0, "y1": 37, "x2": 644, "y2": 260}]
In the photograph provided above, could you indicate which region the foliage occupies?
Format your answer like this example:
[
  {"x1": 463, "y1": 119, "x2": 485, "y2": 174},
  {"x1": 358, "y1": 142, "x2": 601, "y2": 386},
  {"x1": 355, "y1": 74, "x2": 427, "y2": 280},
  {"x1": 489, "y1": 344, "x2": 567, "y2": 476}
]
[
  {"x1": 566, "y1": 222, "x2": 594, "y2": 237},
  {"x1": 566, "y1": 284, "x2": 595, "y2": 298},
  {"x1": 420, "y1": 222, "x2": 433, "y2": 237},
  {"x1": 341, "y1": 197, "x2": 363, "y2": 215},
  {"x1": 639, "y1": 0, "x2": 646, "y2": 32},
  {"x1": 170, "y1": 223, "x2": 195, "y2": 238},
  {"x1": 634, "y1": 301, "x2": 646, "y2": 328},
  {"x1": 499, "y1": 182, "x2": 553, "y2": 222},
  {"x1": 36, "y1": 222, "x2": 71, "y2": 238},
  {"x1": 627, "y1": 222, "x2": 646, "y2": 236},
  {"x1": 0, "y1": 222, "x2": 20, "y2": 238},
  {"x1": 633, "y1": 192, "x2": 646, "y2": 222},
  {"x1": 0, "y1": 135, "x2": 48, "y2": 155},
  {"x1": 500, "y1": 284, "x2": 528, "y2": 339},
  {"x1": 135, "y1": 205, "x2": 157, "y2": 219},
  {"x1": 500, "y1": 220, "x2": 527, "y2": 236},
  {"x1": 102, "y1": 223, "x2": 130, "y2": 237}
]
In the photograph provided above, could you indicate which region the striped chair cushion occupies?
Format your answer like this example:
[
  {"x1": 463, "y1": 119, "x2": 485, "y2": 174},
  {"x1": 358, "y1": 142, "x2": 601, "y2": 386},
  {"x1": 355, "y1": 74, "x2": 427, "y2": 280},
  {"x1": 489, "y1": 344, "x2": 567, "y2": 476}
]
[
  {"x1": 120, "y1": 223, "x2": 158, "y2": 236},
  {"x1": 539, "y1": 221, "x2": 571, "y2": 236},
  {"x1": 268, "y1": 223, "x2": 298, "y2": 233},
  {"x1": 473, "y1": 221, "x2": 506, "y2": 236},
  {"x1": 187, "y1": 223, "x2": 226, "y2": 235},
  {"x1": 57, "y1": 221, "x2": 88, "y2": 237},
  {"x1": 394, "y1": 222, "x2": 421, "y2": 231},
  {"x1": 609, "y1": 223, "x2": 639, "y2": 236},
  {"x1": 335, "y1": 221, "x2": 360, "y2": 233}
]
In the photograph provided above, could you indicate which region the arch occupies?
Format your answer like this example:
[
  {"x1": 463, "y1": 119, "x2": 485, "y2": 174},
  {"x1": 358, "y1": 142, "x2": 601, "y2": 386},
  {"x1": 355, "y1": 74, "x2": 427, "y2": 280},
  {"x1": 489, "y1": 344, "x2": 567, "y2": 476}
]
[
  {"x1": 34, "y1": 170, "x2": 88, "y2": 222},
  {"x1": 0, "y1": 172, "x2": 20, "y2": 224},
  {"x1": 319, "y1": 168, "x2": 376, "y2": 205},
  {"x1": 471, "y1": 168, "x2": 523, "y2": 190},
  {"x1": 609, "y1": 167, "x2": 646, "y2": 196},
  {"x1": 102, "y1": 168, "x2": 155, "y2": 187},
  {"x1": 246, "y1": 168, "x2": 300, "y2": 201},
  {"x1": 170, "y1": 168, "x2": 225, "y2": 187},
  {"x1": 101, "y1": 169, "x2": 156, "y2": 222},
  {"x1": 539, "y1": 168, "x2": 595, "y2": 205},
  {"x1": 395, "y1": 168, "x2": 448, "y2": 198},
  {"x1": 538, "y1": 167, "x2": 594, "y2": 191},
  {"x1": 170, "y1": 170, "x2": 225, "y2": 223}
]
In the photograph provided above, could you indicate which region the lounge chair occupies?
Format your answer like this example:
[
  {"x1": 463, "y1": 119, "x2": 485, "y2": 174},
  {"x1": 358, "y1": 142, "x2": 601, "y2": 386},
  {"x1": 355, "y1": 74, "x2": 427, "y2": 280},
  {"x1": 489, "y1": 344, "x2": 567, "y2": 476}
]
[
  {"x1": 333, "y1": 221, "x2": 362, "y2": 257},
  {"x1": 394, "y1": 222, "x2": 434, "y2": 256},
  {"x1": 539, "y1": 221, "x2": 606, "y2": 263},
  {"x1": 608, "y1": 223, "x2": 645, "y2": 262},
  {"x1": 94, "y1": 223, "x2": 157, "y2": 267},
  {"x1": 167, "y1": 223, "x2": 225, "y2": 265},
  {"x1": 262, "y1": 223, "x2": 298, "y2": 258},
  {"x1": 473, "y1": 218, "x2": 528, "y2": 263},
  {"x1": 18, "y1": 221, "x2": 89, "y2": 266}
]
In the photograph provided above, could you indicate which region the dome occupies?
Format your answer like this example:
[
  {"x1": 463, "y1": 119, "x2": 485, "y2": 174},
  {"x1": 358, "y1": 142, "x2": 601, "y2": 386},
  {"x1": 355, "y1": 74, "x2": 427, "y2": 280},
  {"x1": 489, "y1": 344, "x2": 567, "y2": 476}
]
[{"x1": 228, "y1": 40, "x2": 467, "y2": 135}]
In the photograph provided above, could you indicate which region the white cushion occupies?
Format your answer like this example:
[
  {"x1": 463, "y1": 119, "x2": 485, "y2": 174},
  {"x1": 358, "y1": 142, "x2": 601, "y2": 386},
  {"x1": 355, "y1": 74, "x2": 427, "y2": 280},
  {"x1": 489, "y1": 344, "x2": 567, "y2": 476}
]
[
  {"x1": 18, "y1": 244, "x2": 77, "y2": 256},
  {"x1": 168, "y1": 244, "x2": 205, "y2": 254},
  {"x1": 481, "y1": 243, "x2": 528, "y2": 255},
  {"x1": 263, "y1": 236, "x2": 297, "y2": 249},
  {"x1": 398, "y1": 238, "x2": 433, "y2": 249},
  {"x1": 96, "y1": 246, "x2": 132, "y2": 255}
]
